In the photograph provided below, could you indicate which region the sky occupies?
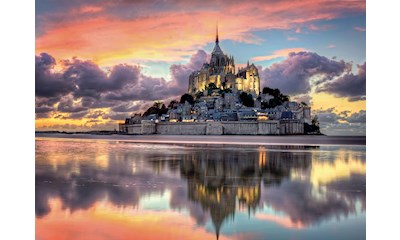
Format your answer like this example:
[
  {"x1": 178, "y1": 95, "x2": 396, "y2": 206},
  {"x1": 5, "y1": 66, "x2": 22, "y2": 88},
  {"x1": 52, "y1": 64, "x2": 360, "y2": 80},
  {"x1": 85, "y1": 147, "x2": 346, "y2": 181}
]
[{"x1": 35, "y1": 0, "x2": 366, "y2": 135}]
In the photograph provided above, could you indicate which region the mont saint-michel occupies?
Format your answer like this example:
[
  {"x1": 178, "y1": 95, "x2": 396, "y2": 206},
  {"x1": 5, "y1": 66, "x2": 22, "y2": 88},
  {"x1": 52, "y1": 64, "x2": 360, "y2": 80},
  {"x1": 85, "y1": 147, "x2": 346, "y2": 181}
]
[{"x1": 119, "y1": 28, "x2": 320, "y2": 135}]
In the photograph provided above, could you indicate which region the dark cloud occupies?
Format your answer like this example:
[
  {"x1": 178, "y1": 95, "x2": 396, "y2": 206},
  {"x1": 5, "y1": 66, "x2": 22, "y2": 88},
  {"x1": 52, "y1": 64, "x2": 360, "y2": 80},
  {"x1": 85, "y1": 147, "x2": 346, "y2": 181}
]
[
  {"x1": 291, "y1": 94, "x2": 312, "y2": 105},
  {"x1": 35, "y1": 53, "x2": 75, "y2": 98},
  {"x1": 69, "y1": 110, "x2": 90, "y2": 119},
  {"x1": 36, "y1": 52, "x2": 167, "y2": 126},
  {"x1": 313, "y1": 108, "x2": 340, "y2": 124},
  {"x1": 105, "y1": 112, "x2": 134, "y2": 121},
  {"x1": 104, "y1": 75, "x2": 170, "y2": 101},
  {"x1": 258, "y1": 52, "x2": 350, "y2": 95},
  {"x1": 319, "y1": 121, "x2": 366, "y2": 136},
  {"x1": 35, "y1": 105, "x2": 54, "y2": 114},
  {"x1": 111, "y1": 102, "x2": 146, "y2": 112},
  {"x1": 35, "y1": 112, "x2": 51, "y2": 119},
  {"x1": 339, "y1": 110, "x2": 351, "y2": 118},
  {"x1": 61, "y1": 59, "x2": 140, "y2": 99},
  {"x1": 169, "y1": 50, "x2": 210, "y2": 94},
  {"x1": 316, "y1": 63, "x2": 366, "y2": 101},
  {"x1": 54, "y1": 114, "x2": 67, "y2": 119},
  {"x1": 85, "y1": 110, "x2": 107, "y2": 119},
  {"x1": 313, "y1": 108, "x2": 366, "y2": 125},
  {"x1": 57, "y1": 96, "x2": 87, "y2": 113},
  {"x1": 347, "y1": 110, "x2": 366, "y2": 123},
  {"x1": 34, "y1": 51, "x2": 212, "y2": 129}
]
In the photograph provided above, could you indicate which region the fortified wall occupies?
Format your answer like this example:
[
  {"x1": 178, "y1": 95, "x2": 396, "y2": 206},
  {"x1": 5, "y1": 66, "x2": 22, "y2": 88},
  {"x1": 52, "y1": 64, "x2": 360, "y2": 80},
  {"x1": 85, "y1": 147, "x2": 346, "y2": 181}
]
[{"x1": 119, "y1": 120, "x2": 304, "y2": 135}]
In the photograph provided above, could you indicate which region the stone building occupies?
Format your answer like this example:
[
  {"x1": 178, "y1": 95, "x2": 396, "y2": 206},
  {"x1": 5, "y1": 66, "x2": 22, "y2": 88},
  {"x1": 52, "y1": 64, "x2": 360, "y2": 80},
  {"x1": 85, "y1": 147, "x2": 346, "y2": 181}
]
[{"x1": 188, "y1": 26, "x2": 260, "y2": 96}]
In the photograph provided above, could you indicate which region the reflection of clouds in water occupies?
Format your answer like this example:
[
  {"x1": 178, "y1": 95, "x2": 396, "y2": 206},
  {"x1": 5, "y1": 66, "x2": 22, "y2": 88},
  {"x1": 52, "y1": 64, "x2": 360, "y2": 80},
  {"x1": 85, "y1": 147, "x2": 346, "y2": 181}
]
[
  {"x1": 36, "y1": 198, "x2": 223, "y2": 240},
  {"x1": 260, "y1": 176, "x2": 365, "y2": 227},
  {"x1": 311, "y1": 158, "x2": 365, "y2": 186},
  {"x1": 36, "y1": 140, "x2": 365, "y2": 233}
]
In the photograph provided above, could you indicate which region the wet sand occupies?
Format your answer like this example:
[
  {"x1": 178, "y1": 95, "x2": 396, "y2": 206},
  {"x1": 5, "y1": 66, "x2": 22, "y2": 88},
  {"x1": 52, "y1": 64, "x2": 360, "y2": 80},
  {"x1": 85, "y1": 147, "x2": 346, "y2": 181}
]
[{"x1": 35, "y1": 133, "x2": 366, "y2": 146}]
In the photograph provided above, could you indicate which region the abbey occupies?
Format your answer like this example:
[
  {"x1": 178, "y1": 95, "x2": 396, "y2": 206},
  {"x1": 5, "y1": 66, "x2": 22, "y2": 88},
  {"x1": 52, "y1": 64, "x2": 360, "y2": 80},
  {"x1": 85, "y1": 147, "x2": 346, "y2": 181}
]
[{"x1": 188, "y1": 27, "x2": 260, "y2": 96}]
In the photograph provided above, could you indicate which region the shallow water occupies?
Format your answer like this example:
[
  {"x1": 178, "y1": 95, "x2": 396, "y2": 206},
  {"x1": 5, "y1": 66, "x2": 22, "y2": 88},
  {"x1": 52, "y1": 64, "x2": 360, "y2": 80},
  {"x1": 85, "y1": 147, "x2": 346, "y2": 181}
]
[{"x1": 35, "y1": 137, "x2": 366, "y2": 240}]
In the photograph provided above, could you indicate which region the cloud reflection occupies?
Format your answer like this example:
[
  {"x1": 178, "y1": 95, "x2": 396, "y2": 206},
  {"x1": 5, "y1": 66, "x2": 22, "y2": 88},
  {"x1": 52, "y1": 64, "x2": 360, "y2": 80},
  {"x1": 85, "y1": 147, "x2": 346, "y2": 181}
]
[{"x1": 36, "y1": 140, "x2": 365, "y2": 239}]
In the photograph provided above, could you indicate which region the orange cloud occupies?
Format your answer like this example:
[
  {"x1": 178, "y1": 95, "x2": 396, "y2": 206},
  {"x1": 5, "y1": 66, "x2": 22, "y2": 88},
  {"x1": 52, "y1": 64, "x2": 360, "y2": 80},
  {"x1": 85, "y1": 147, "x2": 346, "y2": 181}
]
[
  {"x1": 251, "y1": 48, "x2": 307, "y2": 62},
  {"x1": 36, "y1": 0, "x2": 365, "y2": 66},
  {"x1": 36, "y1": 198, "x2": 229, "y2": 240},
  {"x1": 78, "y1": 6, "x2": 103, "y2": 14}
]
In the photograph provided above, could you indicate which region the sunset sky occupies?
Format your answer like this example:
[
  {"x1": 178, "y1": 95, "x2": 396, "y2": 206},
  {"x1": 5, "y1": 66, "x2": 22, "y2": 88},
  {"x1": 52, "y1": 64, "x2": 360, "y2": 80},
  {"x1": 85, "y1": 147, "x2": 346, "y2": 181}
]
[{"x1": 35, "y1": 0, "x2": 366, "y2": 135}]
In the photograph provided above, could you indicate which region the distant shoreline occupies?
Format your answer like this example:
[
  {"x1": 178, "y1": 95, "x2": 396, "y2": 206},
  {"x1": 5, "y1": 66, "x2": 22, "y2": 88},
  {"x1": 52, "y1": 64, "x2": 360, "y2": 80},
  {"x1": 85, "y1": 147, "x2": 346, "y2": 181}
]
[{"x1": 35, "y1": 132, "x2": 365, "y2": 146}]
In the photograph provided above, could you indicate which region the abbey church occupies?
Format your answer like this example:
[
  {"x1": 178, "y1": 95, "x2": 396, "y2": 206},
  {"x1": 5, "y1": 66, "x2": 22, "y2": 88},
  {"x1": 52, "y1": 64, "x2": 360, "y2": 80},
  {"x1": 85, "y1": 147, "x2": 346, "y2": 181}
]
[{"x1": 188, "y1": 27, "x2": 261, "y2": 96}]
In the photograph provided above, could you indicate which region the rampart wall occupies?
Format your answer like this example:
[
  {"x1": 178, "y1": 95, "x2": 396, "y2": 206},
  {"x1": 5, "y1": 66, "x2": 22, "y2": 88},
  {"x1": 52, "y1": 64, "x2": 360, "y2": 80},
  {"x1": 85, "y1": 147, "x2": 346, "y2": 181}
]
[{"x1": 119, "y1": 120, "x2": 304, "y2": 135}]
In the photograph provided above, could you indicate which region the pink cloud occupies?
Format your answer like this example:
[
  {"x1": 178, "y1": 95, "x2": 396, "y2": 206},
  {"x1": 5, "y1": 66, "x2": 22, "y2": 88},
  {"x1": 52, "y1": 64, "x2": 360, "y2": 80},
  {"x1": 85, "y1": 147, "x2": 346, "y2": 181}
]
[
  {"x1": 251, "y1": 48, "x2": 307, "y2": 62},
  {"x1": 308, "y1": 23, "x2": 335, "y2": 31},
  {"x1": 36, "y1": 0, "x2": 365, "y2": 66},
  {"x1": 287, "y1": 37, "x2": 299, "y2": 41},
  {"x1": 354, "y1": 26, "x2": 366, "y2": 32},
  {"x1": 255, "y1": 213, "x2": 305, "y2": 229}
]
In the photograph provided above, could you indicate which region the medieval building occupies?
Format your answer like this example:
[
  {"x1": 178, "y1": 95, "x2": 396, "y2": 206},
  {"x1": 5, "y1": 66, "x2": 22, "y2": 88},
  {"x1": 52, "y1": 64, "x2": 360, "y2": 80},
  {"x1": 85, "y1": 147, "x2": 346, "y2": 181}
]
[{"x1": 188, "y1": 27, "x2": 261, "y2": 96}]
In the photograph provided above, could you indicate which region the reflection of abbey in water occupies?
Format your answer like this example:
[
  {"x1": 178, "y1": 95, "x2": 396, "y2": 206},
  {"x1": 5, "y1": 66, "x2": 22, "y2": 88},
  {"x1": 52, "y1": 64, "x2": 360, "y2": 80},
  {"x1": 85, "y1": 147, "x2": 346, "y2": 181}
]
[{"x1": 176, "y1": 147, "x2": 312, "y2": 239}]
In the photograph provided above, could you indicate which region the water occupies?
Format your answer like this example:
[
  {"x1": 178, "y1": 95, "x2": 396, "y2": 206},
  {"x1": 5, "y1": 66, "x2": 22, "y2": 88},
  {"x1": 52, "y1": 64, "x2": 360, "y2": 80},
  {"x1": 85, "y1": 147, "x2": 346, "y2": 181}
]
[{"x1": 35, "y1": 137, "x2": 366, "y2": 240}]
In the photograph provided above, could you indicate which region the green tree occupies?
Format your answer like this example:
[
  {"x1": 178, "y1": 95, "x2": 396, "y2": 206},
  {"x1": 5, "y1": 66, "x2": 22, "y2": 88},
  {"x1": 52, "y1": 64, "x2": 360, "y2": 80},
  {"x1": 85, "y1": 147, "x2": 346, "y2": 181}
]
[
  {"x1": 143, "y1": 106, "x2": 159, "y2": 116},
  {"x1": 180, "y1": 93, "x2": 194, "y2": 105},
  {"x1": 143, "y1": 101, "x2": 168, "y2": 117},
  {"x1": 262, "y1": 87, "x2": 290, "y2": 106},
  {"x1": 312, "y1": 115, "x2": 319, "y2": 126},
  {"x1": 262, "y1": 87, "x2": 274, "y2": 95},
  {"x1": 268, "y1": 98, "x2": 282, "y2": 108},
  {"x1": 207, "y1": 83, "x2": 218, "y2": 89},
  {"x1": 167, "y1": 100, "x2": 178, "y2": 109},
  {"x1": 239, "y1": 92, "x2": 254, "y2": 107},
  {"x1": 158, "y1": 104, "x2": 168, "y2": 116},
  {"x1": 195, "y1": 91, "x2": 204, "y2": 100}
]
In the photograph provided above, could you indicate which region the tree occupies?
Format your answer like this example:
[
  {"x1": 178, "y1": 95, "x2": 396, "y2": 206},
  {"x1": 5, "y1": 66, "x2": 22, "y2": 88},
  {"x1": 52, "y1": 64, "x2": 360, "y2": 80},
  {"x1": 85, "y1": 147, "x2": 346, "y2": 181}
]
[
  {"x1": 268, "y1": 98, "x2": 282, "y2": 108},
  {"x1": 239, "y1": 92, "x2": 254, "y2": 107},
  {"x1": 153, "y1": 101, "x2": 163, "y2": 109},
  {"x1": 143, "y1": 106, "x2": 159, "y2": 116},
  {"x1": 262, "y1": 87, "x2": 290, "y2": 106},
  {"x1": 262, "y1": 87, "x2": 274, "y2": 95},
  {"x1": 207, "y1": 83, "x2": 218, "y2": 89},
  {"x1": 280, "y1": 94, "x2": 289, "y2": 102},
  {"x1": 168, "y1": 100, "x2": 178, "y2": 109},
  {"x1": 195, "y1": 91, "x2": 204, "y2": 100},
  {"x1": 158, "y1": 104, "x2": 168, "y2": 116},
  {"x1": 312, "y1": 115, "x2": 319, "y2": 126},
  {"x1": 180, "y1": 93, "x2": 194, "y2": 105},
  {"x1": 304, "y1": 115, "x2": 321, "y2": 134},
  {"x1": 143, "y1": 101, "x2": 168, "y2": 117}
]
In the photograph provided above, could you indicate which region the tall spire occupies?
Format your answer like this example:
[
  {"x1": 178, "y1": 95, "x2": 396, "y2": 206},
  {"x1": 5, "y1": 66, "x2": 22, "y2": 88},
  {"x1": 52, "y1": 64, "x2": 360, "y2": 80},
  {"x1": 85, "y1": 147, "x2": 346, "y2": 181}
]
[
  {"x1": 212, "y1": 22, "x2": 223, "y2": 55},
  {"x1": 216, "y1": 22, "x2": 219, "y2": 44}
]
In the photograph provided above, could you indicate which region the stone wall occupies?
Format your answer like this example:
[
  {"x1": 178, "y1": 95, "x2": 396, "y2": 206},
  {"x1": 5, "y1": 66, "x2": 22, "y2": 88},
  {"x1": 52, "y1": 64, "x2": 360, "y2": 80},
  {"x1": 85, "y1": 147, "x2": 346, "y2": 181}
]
[
  {"x1": 120, "y1": 120, "x2": 304, "y2": 135},
  {"x1": 206, "y1": 122, "x2": 223, "y2": 135},
  {"x1": 279, "y1": 120, "x2": 304, "y2": 135},
  {"x1": 257, "y1": 121, "x2": 279, "y2": 135},
  {"x1": 125, "y1": 124, "x2": 141, "y2": 134},
  {"x1": 222, "y1": 122, "x2": 258, "y2": 135},
  {"x1": 157, "y1": 122, "x2": 207, "y2": 135},
  {"x1": 141, "y1": 122, "x2": 156, "y2": 134}
]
